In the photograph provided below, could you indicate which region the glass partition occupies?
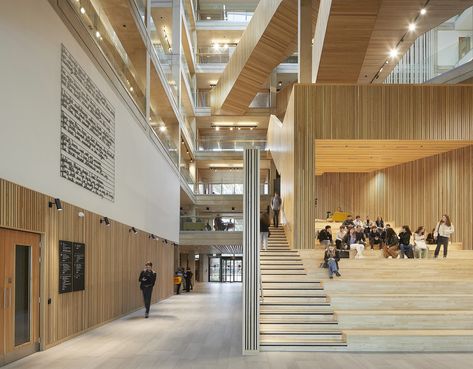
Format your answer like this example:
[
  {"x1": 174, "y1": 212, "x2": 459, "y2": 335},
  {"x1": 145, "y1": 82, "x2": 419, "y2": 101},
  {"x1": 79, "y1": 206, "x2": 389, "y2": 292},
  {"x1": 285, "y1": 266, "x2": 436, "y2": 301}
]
[
  {"x1": 195, "y1": 183, "x2": 269, "y2": 195},
  {"x1": 180, "y1": 215, "x2": 243, "y2": 231},
  {"x1": 385, "y1": 7, "x2": 473, "y2": 84},
  {"x1": 197, "y1": 3, "x2": 255, "y2": 21},
  {"x1": 197, "y1": 138, "x2": 267, "y2": 151}
]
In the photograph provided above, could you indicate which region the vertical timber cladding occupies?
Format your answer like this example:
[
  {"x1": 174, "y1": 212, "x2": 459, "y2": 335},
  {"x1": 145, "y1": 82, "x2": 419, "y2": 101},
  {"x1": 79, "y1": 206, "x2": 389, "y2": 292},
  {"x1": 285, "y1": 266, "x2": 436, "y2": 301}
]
[
  {"x1": 60, "y1": 45, "x2": 115, "y2": 201},
  {"x1": 242, "y1": 148, "x2": 260, "y2": 354}
]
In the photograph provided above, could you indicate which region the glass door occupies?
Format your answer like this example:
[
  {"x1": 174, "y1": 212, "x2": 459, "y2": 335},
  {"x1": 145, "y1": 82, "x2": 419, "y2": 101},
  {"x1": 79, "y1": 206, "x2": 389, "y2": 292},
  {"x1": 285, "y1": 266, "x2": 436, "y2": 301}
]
[
  {"x1": 0, "y1": 228, "x2": 40, "y2": 366},
  {"x1": 234, "y1": 259, "x2": 242, "y2": 282},
  {"x1": 222, "y1": 258, "x2": 234, "y2": 282},
  {"x1": 209, "y1": 257, "x2": 221, "y2": 282}
]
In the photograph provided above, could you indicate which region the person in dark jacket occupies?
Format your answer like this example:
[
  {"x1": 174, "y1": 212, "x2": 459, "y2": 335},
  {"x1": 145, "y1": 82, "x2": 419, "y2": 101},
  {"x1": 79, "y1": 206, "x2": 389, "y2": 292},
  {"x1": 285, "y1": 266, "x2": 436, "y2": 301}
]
[
  {"x1": 399, "y1": 225, "x2": 414, "y2": 258},
  {"x1": 184, "y1": 267, "x2": 193, "y2": 292},
  {"x1": 318, "y1": 225, "x2": 333, "y2": 247},
  {"x1": 383, "y1": 228, "x2": 399, "y2": 258},
  {"x1": 324, "y1": 244, "x2": 341, "y2": 279},
  {"x1": 342, "y1": 215, "x2": 355, "y2": 228},
  {"x1": 260, "y1": 212, "x2": 270, "y2": 250},
  {"x1": 139, "y1": 261, "x2": 157, "y2": 318},
  {"x1": 375, "y1": 216, "x2": 385, "y2": 229},
  {"x1": 368, "y1": 225, "x2": 384, "y2": 250}
]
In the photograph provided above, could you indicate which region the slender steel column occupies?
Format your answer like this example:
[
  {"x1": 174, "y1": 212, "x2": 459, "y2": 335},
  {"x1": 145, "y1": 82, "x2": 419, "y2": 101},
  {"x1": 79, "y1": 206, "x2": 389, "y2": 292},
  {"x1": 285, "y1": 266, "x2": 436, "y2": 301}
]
[{"x1": 242, "y1": 148, "x2": 260, "y2": 355}]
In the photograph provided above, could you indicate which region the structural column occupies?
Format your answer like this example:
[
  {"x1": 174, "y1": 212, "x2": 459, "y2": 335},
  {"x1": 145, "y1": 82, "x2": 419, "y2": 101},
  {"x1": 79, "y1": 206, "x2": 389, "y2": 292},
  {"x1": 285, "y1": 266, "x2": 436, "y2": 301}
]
[{"x1": 242, "y1": 148, "x2": 260, "y2": 355}]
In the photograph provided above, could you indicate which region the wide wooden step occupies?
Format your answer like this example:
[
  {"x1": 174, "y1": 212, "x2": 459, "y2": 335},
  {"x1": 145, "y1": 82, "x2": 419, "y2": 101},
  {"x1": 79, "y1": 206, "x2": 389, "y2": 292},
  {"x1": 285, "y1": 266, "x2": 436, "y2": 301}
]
[
  {"x1": 329, "y1": 294, "x2": 473, "y2": 310},
  {"x1": 262, "y1": 271, "x2": 306, "y2": 276},
  {"x1": 261, "y1": 265, "x2": 305, "y2": 270},
  {"x1": 336, "y1": 310, "x2": 473, "y2": 329},
  {"x1": 262, "y1": 282, "x2": 323, "y2": 289},
  {"x1": 345, "y1": 330, "x2": 473, "y2": 351},
  {"x1": 262, "y1": 297, "x2": 328, "y2": 304},
  {"x1": 263, "y1": 289, "x2": 326, "y2": 297},
  {"x1": 261, "y1": 305, "x2": 333, "y2": 314},
  {"x1": 260, "y1": 314, "x2": 335, "y2": 323}
]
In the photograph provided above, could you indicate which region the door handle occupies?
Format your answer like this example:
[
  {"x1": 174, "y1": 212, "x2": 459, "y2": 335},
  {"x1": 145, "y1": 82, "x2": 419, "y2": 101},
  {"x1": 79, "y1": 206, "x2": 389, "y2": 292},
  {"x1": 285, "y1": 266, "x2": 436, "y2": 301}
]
[{"x1": 4, "y1": 287, "x2": 11, "y2": 309}]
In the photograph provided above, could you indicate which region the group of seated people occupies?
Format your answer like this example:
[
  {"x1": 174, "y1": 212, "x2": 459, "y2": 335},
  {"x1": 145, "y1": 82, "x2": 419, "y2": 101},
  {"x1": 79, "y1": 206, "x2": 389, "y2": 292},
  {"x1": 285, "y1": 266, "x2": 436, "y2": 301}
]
[{"x1": 318, "y1": 215, "x2": 439, "y2": 260}]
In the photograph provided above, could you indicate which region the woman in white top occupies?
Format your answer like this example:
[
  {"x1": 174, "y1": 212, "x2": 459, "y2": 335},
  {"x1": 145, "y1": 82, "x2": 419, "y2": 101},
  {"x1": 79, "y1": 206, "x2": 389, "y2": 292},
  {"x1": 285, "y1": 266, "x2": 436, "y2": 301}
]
[
  {"x1": 335, "y1": 226, "x2": 347, "y2": 250},
  {"x1": 434, "y1": 214, "x2": 455, "y2": 258},
  {"x1": 414, "y1": 226, "x2": 428, "y2": 258}
]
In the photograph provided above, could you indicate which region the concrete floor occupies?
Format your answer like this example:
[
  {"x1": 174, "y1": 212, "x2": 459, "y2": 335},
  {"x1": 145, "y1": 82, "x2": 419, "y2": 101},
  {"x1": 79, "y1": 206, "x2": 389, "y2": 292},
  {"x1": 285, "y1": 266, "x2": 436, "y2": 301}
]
[{"x1": 5, "y1": 283, "x2": 473, "y2": 369}]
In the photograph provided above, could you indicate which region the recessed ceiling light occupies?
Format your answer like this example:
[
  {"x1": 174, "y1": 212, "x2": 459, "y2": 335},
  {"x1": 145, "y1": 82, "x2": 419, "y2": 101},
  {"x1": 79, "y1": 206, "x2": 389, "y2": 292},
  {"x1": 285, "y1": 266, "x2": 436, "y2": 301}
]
[
  {"x1": 420, "y1": 8, "x2": 427, "y2": 15},
  {"x1": 408, "y1": 23, "x2": 416, "y2": 32},
  {"x1": 206, "y1": 16, "x2": 211, "y2": 20},
  {"x1": 129, "y1": 86, "x2": 134, "y2": 92},
  {"x1": 215, "y1": 127, "x2": 220, "y2": 131},
  {"x1": 389, "y1": 48, "x2": 399, "y2": 58},
  {"x1": 80, "y1": 7, "x2": 86, "y2": 14},
  {"x1": 229, "y1": 127, "x2": 234, "y2": 131},
  {"x1": 95, "y1": 31, "x2": 101, "y2": 38},
  {"x1": 159, "y1": 125, "x2": 166, "y2": 132}
]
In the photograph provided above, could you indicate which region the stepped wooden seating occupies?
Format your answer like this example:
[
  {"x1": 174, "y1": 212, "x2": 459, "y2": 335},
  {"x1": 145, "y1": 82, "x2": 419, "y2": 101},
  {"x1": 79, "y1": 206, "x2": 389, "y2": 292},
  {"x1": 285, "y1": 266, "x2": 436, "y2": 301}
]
[{"x1": 298, "y1": 243, "x2": 473, "y2": 351}]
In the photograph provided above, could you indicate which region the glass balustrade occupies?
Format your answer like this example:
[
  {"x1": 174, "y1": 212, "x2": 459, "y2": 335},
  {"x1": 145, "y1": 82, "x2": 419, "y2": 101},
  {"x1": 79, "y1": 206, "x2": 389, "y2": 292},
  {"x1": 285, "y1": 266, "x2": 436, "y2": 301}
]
[
  {"x1": 385, "y1": 7, "x2": 473, "y2": 84},
  {"x1": 180, "y1": 215, "x2": 243, "y2": 231},
  {"x1": 196, "y1": 138, "x2": 267, "y2": 152},
  {"x1": 195, "y1": 183, "x2": 269, "y2": 195},
  {"x1": 196, "y1": 90, "x2": 211, "y2": 108},
  {"x1": 197, "y1": 3, "x2": 255, "y2": 22}
]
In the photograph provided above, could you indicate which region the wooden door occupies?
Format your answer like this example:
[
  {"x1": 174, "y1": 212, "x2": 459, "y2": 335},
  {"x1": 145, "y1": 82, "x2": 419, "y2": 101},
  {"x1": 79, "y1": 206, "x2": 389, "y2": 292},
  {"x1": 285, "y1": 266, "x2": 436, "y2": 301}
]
[{"x1": 0, "y1": 228, "x2": 40, "y2": 365}]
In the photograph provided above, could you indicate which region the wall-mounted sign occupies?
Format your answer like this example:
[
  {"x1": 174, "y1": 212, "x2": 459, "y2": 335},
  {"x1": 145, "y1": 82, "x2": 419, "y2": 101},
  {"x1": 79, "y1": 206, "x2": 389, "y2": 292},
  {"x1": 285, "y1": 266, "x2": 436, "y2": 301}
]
[
  {"x1": 60, "y1": 44, "x2": 115, "y2": 201},
  {"x1": 59, "y1": 240, "x2": 85, "y2": 294}
]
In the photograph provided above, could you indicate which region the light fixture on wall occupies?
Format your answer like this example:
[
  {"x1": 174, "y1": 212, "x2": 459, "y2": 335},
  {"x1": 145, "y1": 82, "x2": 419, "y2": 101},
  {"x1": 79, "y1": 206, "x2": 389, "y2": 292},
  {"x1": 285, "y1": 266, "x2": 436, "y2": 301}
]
[
  {"x1": 164, "y1": 239, "x2": 168, "y2": 244},
  {"x1": 100, "y1": 217, "x2": 111, "y2": 226},
  {"x1": 78, "y1": 211, "x2": 85, "y2": 218},
  {"x1": 48, "y1": 198, "x2": 63, "y2": 211},
  {"x1": 149, "y1": 234, "x2": 157, "y2": 240},
  {"x1": 129, "y1": 227, "x2": 138, "y2": 234}
]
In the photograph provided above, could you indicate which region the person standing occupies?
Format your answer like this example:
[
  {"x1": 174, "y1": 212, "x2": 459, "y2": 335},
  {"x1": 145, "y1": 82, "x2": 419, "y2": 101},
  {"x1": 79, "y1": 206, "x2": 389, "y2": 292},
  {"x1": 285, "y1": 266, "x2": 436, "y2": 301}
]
[
  {"x1": 174, "y1": 270, "x2": 183, "y2": 295},
  {"x1": 184, "y1": 267, "x2": 193, "y2": 292},
  {"x1": 138, "y1": 261, "x2": 157, "y2": 318},
  {"x1": 260, "y1": 212, "x2": 270, "y2": 251},
  {"x1": 434, "y1": 214, "x2": 455, "y2": 258},
  {"x1": 271, "y1": 193, "x2": 282, "y2": 228}
]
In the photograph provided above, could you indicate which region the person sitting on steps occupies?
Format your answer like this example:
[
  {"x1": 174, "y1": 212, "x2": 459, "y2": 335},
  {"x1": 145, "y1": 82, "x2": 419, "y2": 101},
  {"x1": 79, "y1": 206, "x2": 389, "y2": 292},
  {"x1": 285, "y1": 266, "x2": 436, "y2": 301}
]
[
  {"x1": 368, "y1": 225, "x2": 383, "y2": 250},
  {"x1": 335, "y1": 226, "x2": 347, "y2": 250},
  {"x1": 414, "y1": 226, "x2": 428, "y2": 258},
  {"x1": 324, "y1": 244, "x2": 341, "y2": 279},
  {"x1": 399, "y1": 225, "x2": 414, "y2": 258},
  {"x1": 318, "y1": 225, "x2": 333, "y2": 247},
  {"x1": 342, "y1": 227, "x2": 365, "y2": 258},
  {"x1": 383, "y1": 228, "x2": 399, "y2": 258}
]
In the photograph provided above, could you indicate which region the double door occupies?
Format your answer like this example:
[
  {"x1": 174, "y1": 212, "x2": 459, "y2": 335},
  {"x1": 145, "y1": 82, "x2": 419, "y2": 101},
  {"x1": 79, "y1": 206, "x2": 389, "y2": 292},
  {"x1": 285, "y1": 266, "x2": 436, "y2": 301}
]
[
  {"x1": 221, "y1": 258, "x2": 242, "y2": 283},
  {"x1": 0, "y1": 228, "x2": 40, "y2": 365}
]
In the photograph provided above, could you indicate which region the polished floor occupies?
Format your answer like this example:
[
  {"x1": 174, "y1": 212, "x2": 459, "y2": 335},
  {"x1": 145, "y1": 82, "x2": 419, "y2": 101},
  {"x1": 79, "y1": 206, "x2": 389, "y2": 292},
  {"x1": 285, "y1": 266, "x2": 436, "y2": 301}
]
[{"x1": 6, "y1": 283, "x2": 473, "y2": 369}]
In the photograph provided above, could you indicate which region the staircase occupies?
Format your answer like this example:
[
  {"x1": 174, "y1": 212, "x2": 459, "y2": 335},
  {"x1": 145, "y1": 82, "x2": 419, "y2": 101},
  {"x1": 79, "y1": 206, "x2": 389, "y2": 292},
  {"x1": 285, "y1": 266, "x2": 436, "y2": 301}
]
[{"x1": 259, "y1": 227, "x2": 347, "y2": 351}]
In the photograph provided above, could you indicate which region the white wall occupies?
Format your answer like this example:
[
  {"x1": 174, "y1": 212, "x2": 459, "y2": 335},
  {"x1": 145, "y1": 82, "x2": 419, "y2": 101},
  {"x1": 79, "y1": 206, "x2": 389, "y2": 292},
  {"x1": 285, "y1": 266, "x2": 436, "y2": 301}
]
[{"x1": 0, "y1": 0, "x2": 180, "y2": 241}]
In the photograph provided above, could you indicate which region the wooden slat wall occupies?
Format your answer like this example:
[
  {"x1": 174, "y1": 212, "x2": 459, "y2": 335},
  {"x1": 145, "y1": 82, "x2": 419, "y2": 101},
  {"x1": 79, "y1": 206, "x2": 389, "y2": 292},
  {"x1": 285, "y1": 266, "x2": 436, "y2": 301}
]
[
  {"x1": 267, "y1": 97, "x2": 295, "y2": 248},
  {"x1": 269, "y1": 84, "x2": 473, "y2": 249},
  {"x1": 0, "y1": 178, "x2": 174, "y2": 348},
  {"x1": 315, "y1": 146, "x2": 473, "y2": 249}
]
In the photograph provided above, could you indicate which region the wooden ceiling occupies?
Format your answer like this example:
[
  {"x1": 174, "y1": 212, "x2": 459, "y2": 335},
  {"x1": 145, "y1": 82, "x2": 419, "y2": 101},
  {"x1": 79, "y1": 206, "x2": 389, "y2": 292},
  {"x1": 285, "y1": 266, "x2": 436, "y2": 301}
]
[
  {"x1": 316, "y1": 0, "x2": 473, "y2": 84},
  {"x1": 315, "y1": 140, "x2": 473, "y2": 175}
]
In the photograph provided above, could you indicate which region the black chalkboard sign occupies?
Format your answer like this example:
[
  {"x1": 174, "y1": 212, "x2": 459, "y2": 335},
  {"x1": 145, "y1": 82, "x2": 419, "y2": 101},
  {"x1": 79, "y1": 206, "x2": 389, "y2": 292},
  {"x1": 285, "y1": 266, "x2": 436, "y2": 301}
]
[
  {"x1": 59, "y1": 241, "x2": 86, "y2": 293},
  {"x1": 59, "y1": 241, "x2": 73, "y2": 293},
  {"x1": 72, "y1": 242, "x2": 85, "y2": 292}
]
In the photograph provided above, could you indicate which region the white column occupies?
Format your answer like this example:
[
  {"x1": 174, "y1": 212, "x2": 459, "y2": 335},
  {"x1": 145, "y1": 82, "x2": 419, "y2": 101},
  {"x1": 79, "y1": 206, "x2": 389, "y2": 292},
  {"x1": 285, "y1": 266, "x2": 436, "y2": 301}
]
[{"x1": 242, "y1": 148, "x2": 260, "y2": 355}]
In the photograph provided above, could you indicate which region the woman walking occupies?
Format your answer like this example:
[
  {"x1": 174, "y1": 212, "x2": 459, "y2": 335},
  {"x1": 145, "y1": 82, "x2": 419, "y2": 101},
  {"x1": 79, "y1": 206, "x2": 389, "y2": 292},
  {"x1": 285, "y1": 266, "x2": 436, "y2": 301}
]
[{"x1": 434, "y1": 214, "x2": 455, "y2": 258}]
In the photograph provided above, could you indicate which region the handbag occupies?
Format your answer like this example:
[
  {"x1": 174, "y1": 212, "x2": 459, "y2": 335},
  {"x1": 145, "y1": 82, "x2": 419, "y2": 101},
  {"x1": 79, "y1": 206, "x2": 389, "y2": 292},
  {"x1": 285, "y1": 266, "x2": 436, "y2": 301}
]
[{"x1": 339, "y1": 250, "x2": 350, "y2": 258}]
